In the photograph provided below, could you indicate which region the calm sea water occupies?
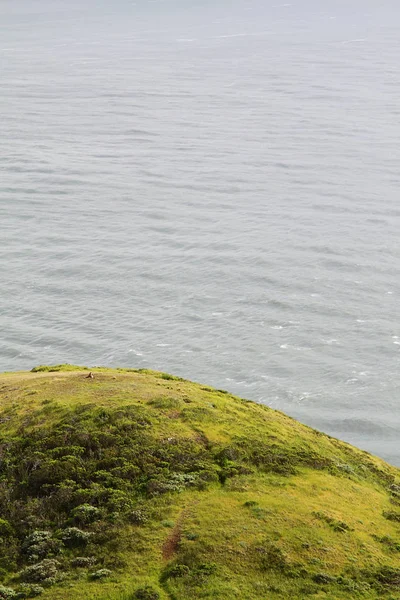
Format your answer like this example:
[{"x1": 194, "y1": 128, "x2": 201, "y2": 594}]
[{"x1": 1, "y1": 0, "x2": 400, "y2": 465}]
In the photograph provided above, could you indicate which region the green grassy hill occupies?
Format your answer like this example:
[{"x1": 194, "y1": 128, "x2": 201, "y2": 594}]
[{"x1": 0, "y1": 366, "x2": 399, "y2": 600}]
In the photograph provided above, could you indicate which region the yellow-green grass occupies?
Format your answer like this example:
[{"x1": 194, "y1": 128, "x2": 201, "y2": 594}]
[{"x1": 0, "y1": 365, "x2": 399, "y2": 600}]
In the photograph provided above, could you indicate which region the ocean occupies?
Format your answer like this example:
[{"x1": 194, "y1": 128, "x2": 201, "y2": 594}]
[{"x1": 1, "y1": 0, "x2": 400, "y2": 464}]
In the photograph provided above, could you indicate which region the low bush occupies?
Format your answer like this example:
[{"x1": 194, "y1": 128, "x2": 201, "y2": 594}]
[
  {"x1": 243, "y1": 500, "x2": 258, "y2": 508},
  {"x1": 70, "y1": 557, "x2": 96, "y2": 568},
  {"x1": 192, "y1": 562, "x2": 217, "y2": 581},
  {"x1": 373, "y1": 565, "x2": 400, "y2": 586},
  {"x1": 372, "y1": 534, "x2": 400, "y2": 552},
  {"x1": 159, "y1": 373, "x2": 179, "y2": 381},
  {"x1": 383, "y1": 511, "x2": 400, "y2": 522},
  {"x1": 254, "y1": 541, "x2": 288, "y2": 572},
  {"x1": 31, "y1": 365, "x2": 87, "y2": 373},
  {"x1": 129, "y1": 509, "x2": 148, "y2": 525},
  {"x1": 21, "y1": 531, "x2": 61, "y2": 561},
  {"x1": 132, "y1": 586, "x2": 160, "y2": 600},
  {"x1": 71, "y1": 504, "x2": 101, "y2": 525},
  {"x1": 313, "y1": 511, "x2": 352, "y2": 532},
  {"x1": 163, "y1": 564, "x2": 190, "y2": 579},
  {"x1": 19, "y1": 559, "x2": 60, "y2": 584},
  {"x1": 0, "y1": 587, "x2": 16, "y2": 599},
  {"x1": 313, "y1": 573, "x2": 336, "y2": 584},
  {"x1": 336, "y1": 576, "x2": 370, "y2": 592},
  {"x1": 0, "y1": 521, "x2": 14, "y2": 538},
  {"x1": 89, "y1": 568, "x2": 112, "y2": 580},
  {"x1": 17, "y1": 584, "x2": 44, "y2": 598},
  {"x1": 59, "y1": 528, "x2": 91, "y2": 548}
]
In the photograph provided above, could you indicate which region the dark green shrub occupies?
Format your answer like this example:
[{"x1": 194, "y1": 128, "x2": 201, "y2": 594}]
[
  {"x1": 0, "y1": 520, "x2": 14, "y2": 538},
  {"x1": 231, "y1": 439, "x2": 299, "y2": 476},
  {"x1": 129, "y1": 510, "x2": 148, "y2": 525},
  {"x1": 313, "y1": 573, "x2": 336, "y2": 584},
  {"x1": 372, "y1": 534, "x2": 400, "y2": 552},
  {"x1": 21, "y1": 531, "x2": 61, "y2": 561},
  {"x1": 192, "y1": 562, "x2": 217, "y2": 581},
  {"x1": 19, "y1": 559, "x2": 60, "y2": 583},
  {"x1": 71, "y1": 504, "x2": 101, "y2": 524},
  {"x1": 255, "y1": 541, "x2": 288, "y2": 571},
  {"x1": 60, "y1": 527, "x2": 91, "y2": 547},
  {"x1": 22, "y1": 532, "x2": 51, "y2": 551},
  {"x1": 132, "y1": 586, "x2": 160, "y2": 600},
  {"x1": 146, "y1": 475, "x2": 190, "y2": 496},
  {"x1": 373, "y1": 566, "x2": 400, "y2": 586},
  {"x1": 336, "y1": 577, "x2": 370, "y2": 592},
  {"x1": 165, "y1": 564, "x2": 190, "y2": 578},
  {"x1": 16, "y1": 584, "x2": 44, "y2": 598},
  {"x1": 313, "y1": 511, "x2": 352, "y2": 532},
  {"x1": 383, "y1": 511, "x2": 400, "y2": 522},
  {"x1": 0, "y1": 587, "x2": 16, "y2": 599},
  {"x1": 286, "y1": 565, "x2": 309, "y2": 579},
  {"x1": 31, "y1": 365, "x2": 87, "y2": 373},
  {"x1": 89, "y1": 569, "x2": 112, "y2": 580},
  {"x1": 70, "y1": 557, "x2": 96, "y2": 568},
  {"x1": 334, "y1": 463, "x2": 355, "y2": 475},
  {"x1": 106, "y1": 490, "x2": 134, "y2": 512}
]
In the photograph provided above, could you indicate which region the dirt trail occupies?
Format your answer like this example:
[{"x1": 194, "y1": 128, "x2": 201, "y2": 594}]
[
  {"x1": 162, "y1": 524, "x2": 182, "y2": 560},
  {"x1": 162, "y1": 502, "x2": 197, "y2": 560}
]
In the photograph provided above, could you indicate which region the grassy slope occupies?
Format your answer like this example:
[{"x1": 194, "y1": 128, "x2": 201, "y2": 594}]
[{"x1": 0, "y1": 366, "x2": 399, "y2": 600}]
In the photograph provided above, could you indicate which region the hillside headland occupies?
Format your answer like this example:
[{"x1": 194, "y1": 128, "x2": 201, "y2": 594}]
[{"x1": 0, "y1": 365, "x2": 399, "y2": 600}]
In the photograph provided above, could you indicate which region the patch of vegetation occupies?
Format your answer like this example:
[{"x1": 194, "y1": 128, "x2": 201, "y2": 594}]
[
  {"x1": 159, "y1": 373, "x2": 184, "y2": 382},
  {"x1": 20, "y1": 559, "x2": 60, "y2": 583},
  {"x1": 30, "y1": 365, "x2": 89, "y2": 373},
  {"x1": 0, "y1": 587, "x2": 17, "y2": 600},
  {"x1": 0, "y1": 366, "x2": 397, "y2": 599},
  {"x1": 132, "y1": 587, "x2": 160, "y2": 600},
  {"x1": 17, "y1": 584, "x2": 45, "y2": 598},
  {"x1": 367, "y1": 565, "x2": 400, "y2": 591},
  {"x1": 313, "y1": 511, "x2": 353, "y2": 532},
  {"x1": 254, "y1": 540, "x2": 288, "y2": 571},
  {"x1": 383, "y1": 510, "x2": 400, "y2": 522},
  {"x1": 372, "y1": 534, "x2": 400, "y2": 553},
  {"x1": 89, "y1": 568, "x2": 112, "y2": 580}
]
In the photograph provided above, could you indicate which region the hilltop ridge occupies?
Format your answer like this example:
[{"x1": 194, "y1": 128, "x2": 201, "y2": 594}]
[{"x1": 0, "y1": 365, "x2": 399, "y2": 599}]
